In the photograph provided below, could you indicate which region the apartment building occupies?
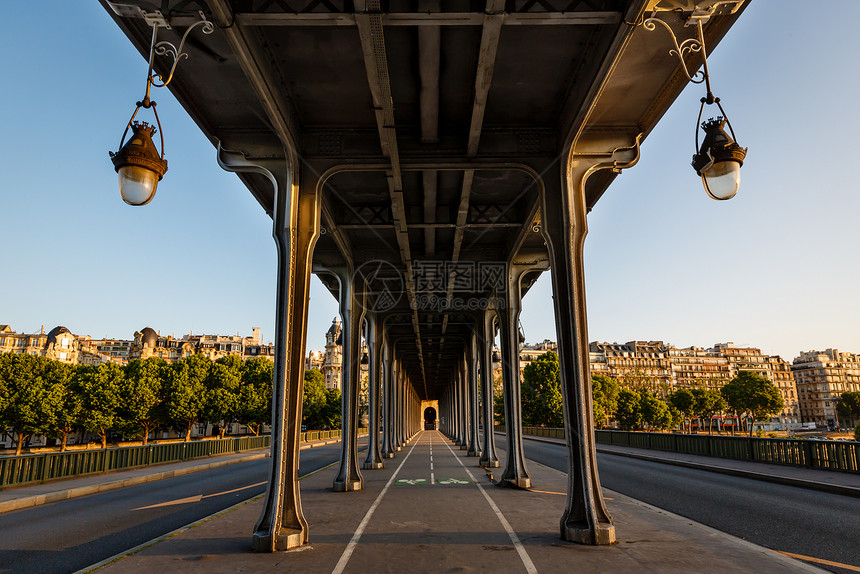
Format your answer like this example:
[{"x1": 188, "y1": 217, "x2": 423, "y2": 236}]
[
  {"x1": 793, "y1": 349, "x2": 860, "y2": 427},
  {"x1": 0, "y1": 325, "x2": 81, "y2": 364}
]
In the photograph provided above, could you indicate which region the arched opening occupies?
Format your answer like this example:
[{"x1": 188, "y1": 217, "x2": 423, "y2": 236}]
[{"x1": 423, "y1": 407, "x2": 437, "y2": 430}]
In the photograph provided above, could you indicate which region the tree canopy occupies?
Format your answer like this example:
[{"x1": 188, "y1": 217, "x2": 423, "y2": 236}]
[
  {"x1": 720, "y1": 371, "x2": 784, "y2": 436},
  {"x1": 836, "y1": 391, "x2": 860, "y2": 428},
  {"x1": 592, "y1": 374, "x2": 620, "y2": 428},
  {"x1": 520, "y1": 351, "x2": 563, "y2": 427}
]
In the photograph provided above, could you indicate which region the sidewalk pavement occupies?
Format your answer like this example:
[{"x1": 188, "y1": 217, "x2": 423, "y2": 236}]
[
  {"x1": 523, "y1": 434, "x2": 860, "y2": 498},
  {"x1": 84, "y1": 430, "x2": 826, "y2": 574},
  {"x1": 0, "y1": 436, "x2": 344, "y2": 515}
]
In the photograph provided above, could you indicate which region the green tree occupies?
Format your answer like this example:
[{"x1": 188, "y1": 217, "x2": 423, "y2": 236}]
[
  {"x1": 669, "y1": 388, "x2": 694, "y2": 433},
  {"x1": 620, "y1": 368, "x2": 656, "y2": 393},
  {"x1": 204, "y1": 356, "x2": 242, "y2": 438},
  {"x1": 721, "y1": 371, "x2": 785, "y2": 436},
  {"x1": 493, "y1": 372, "x2": 506, "y2": 426},
  {"x1": 164, "y1": 355, "x2": 211, "y2": 441},
  {"x1": 238, "y1": 358, "x2": 273, "y2": 435},
  {"x1": 120, "y1": 358, "x2": 166, "y2": 444},
  {"x1": 835, "y1": 391, "x2": 860, "y2": 429},
  {"x1": 592, "y1": 374, "x2": 620, "y2": 428},
  {"x1": 320, "y1": 387, "x2": 342, "y2": 430},
  {"x1": 77, "y1": 362, "x2": 124, "y2": 448},
  {"x1": 41, "y1": 361, "x2": 79, "y2": 451},
  {"x1": 639, "y1": 392, "x2": 672, "y2": 431},
  {"x1": 520, "y1": 351, "x2": 563, "y2": 427},
  {"x1": 690, "y1": 387, "x2": 725, "y2": 434},
  {"x1": 668, "y1": 405, "x2": 683, "y2": 430},
  {"x1": 302, "y1": 368, "x2": 327, "y2": 430},
  {"x1": 854, "y1": 421, "x2": 860, "y2": 442},
  {"x1": 0, "y1": 354, "x2": 57, "y2": 455},
  {"x1": 616, "y1": 389, "x2": 641, "y2": 430}
]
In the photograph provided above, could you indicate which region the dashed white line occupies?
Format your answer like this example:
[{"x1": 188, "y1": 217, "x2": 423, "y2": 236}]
[
  {"x1": 442, "y1": 439, "x2": 538, "y2": 574},
  {"x1": 331, "y1": 432, "x2": 421, "y2": 574}
]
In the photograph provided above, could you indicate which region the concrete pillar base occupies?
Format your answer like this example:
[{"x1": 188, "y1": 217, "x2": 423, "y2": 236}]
[
  {"x1": 480, "y1": 459, "x2": 500, "y2": 468},
  {"x1": 251, "y1": 528, "x2": 305, "y2": 552},
  {"x1": 382, "y1": 452, "x2": 395, "y2": 459},
  {"x1": 332, "y1": 479, "x2": 363, "y2": 492},
  {"x1": 395, "y1": 446, "x2": 402, "y2": 451},
  {"x1": 562, "y1": 524, "x2": 616, "y2": 546},
  {"x1": 459, "y1": 444, "x2": 468, "y2": 450},
  {"x1": 467, "y1": 448, "x2": 480, "y2": 457},
  {"x1": 362, "y1": 461, "x2": 384, "y2": 470},
  {"x1": 496, "y1": 476, "x2": 531, "y2": 489}
]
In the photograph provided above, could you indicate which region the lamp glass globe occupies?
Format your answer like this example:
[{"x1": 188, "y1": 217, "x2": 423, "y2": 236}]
[
  {"x1": 702, "y1": 160, "x2": 741, "y2": 201},
  {"x1": 118, "y1": 165, "x2": 159, "y2": 206}
]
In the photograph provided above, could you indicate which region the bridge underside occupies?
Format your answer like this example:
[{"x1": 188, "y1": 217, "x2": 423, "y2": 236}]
[{"x1": 102, "y1": 0, "x2": 746, "y2": 553}]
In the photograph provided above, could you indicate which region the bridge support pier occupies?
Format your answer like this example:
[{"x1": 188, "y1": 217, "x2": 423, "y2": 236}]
[
  {"x1": 333, "y1": 268, "x2": 365, "y2": 492},
  {"x1": 466, "y1": 329, "x2": 481, "y2": 457},
  {"x1": 218, "y1": 156, "x2": 317, "y2": 552},
  {"x1": 381, "y1": 336, "x2": 395, "y2": 458},
  {"x1": 478, "y1": 309, "x2": 499, "y2": 468},
  {"x1": 459, "y1": 358, "x2": 469, "y2": 450},
  {"x1": 496, "y1": 271, "x2": 531, "y2": 489},
  {"x1": 363, "y1": 312, "x2": 384, "y2": 470},
  {"x1": 540, "y1": 134, "x2": 640, "y2": 545}
]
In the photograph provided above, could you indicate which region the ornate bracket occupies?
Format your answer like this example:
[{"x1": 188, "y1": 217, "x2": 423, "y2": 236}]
[
  {"x1": 146, "y1": 11, "x2": 215, "y2": 89},
  {"x1": 642, "y1": 17, "x2": 707, "y2": 85}
]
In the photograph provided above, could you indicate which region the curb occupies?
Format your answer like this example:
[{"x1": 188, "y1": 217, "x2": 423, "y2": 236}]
[{"x1": 512, "y1": 433, "x2": 860, "y2": 499}]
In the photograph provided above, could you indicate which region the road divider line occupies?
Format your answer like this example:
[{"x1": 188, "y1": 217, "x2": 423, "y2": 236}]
[
  {"x1": 442, "y1": 439, "x2": 538, "y2": 574},
  {"x1": 331, "y1": 431, "x2": 422, "y2": 574},
  {"x1": 776, "y1": 551, "x2": 860, "y2": 572}
]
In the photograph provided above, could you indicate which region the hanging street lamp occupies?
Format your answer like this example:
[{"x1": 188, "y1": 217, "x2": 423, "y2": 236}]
[
  {"x1": 109, "y1": 10, "x2": 213, "y2": 205},
  {"x1": 643, "y1": 1, "x2": 747, "y2": 200},
  {"x1": 692, "y1": 114, "x2": 747, "y2": 200}
]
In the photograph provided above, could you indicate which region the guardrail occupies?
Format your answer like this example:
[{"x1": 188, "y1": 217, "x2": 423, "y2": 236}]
[
  {"x1": 594, "y1": 430, "x2": 858, "y2": 473},
  {"x1": 494, "y1": 425, "x2": 860, "y2": 473},
  {"x1": 0, "y1": 428, "x2": 365, "y2": 489}
]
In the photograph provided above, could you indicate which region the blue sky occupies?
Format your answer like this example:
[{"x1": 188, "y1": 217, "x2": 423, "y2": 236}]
[{"x1": 2, "y1": 2, "x2": 858, "y2": 362}]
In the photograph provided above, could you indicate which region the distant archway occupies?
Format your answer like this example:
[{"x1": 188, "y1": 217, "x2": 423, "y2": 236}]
[{"x1": 423, "y1": 406, "x2": 437, "y2": 430}]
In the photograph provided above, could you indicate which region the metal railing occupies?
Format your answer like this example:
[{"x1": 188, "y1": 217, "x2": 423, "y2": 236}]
[
  {"x1": 0, "y1": 428, "x2": 366, "y2": 489},
  {"x1": 494, "y1": 425, "x2": 860, "y2": 473},
  {"x1": 594, "y1": 430, "x2": 858, "y2": 472}
]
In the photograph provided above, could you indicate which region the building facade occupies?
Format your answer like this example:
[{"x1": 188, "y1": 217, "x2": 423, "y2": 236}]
[
  {"x1": 793, "y1": 349, "x2": 860, "y2": 427},
  {"x1": 0, "y1": 325, "x2": 81, "y2": 364},
  {"x1": 321, "y1": 317, "x2": 343, "y2": 390}
]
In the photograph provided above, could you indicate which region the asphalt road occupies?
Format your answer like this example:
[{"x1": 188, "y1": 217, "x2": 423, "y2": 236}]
[
  {"x1": 0, "y1": 440, "x2": 366, "y2": 574},
  {"x1": 521, "y1": 436, "x2": 860, "y2": 574},
  {"x1": 3, "y1": 436, "x2": 856, "y2": 574}
]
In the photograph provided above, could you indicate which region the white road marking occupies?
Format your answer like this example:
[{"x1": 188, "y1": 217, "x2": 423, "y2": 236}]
[
  {"x1": 131, "y1": 481, "x2": 268, "y2": 511},
  {"x1": 442, "y1": 439, "x2": 538, "y2": 574},
  {"x1": 331, "y1": 432, "x2": 421, "y2": 574},
  {"x1": 431, "y1": 472, "x2": 435, "y2": 485}
]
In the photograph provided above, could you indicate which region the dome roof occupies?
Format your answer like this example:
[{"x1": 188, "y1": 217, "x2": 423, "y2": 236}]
[
  {"x1": 326, "y1": 317, "x2": 342, "y2": 337},
  {"x1": 140, "y1": 327, "x2": 158, "y2": 347},
  {"x1": 46, "y1": 326, "x2": 71, "y2": 343}
]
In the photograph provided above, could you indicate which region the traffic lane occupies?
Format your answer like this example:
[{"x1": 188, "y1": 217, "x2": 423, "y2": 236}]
[
  {"x1": 519, "y1": 436, "x2": 859, "y2": 574},
  {"x1": 0, "y1": 438, "x2": 366, "y2": 574}
]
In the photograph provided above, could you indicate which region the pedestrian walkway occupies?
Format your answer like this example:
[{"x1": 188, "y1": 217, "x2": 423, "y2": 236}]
[
  {"x1": 85, "y1": 430, "x2": 825, "y2": 574},
  {"x1": 0, "y1": 435, "x2": 345, "y2": 515}
]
